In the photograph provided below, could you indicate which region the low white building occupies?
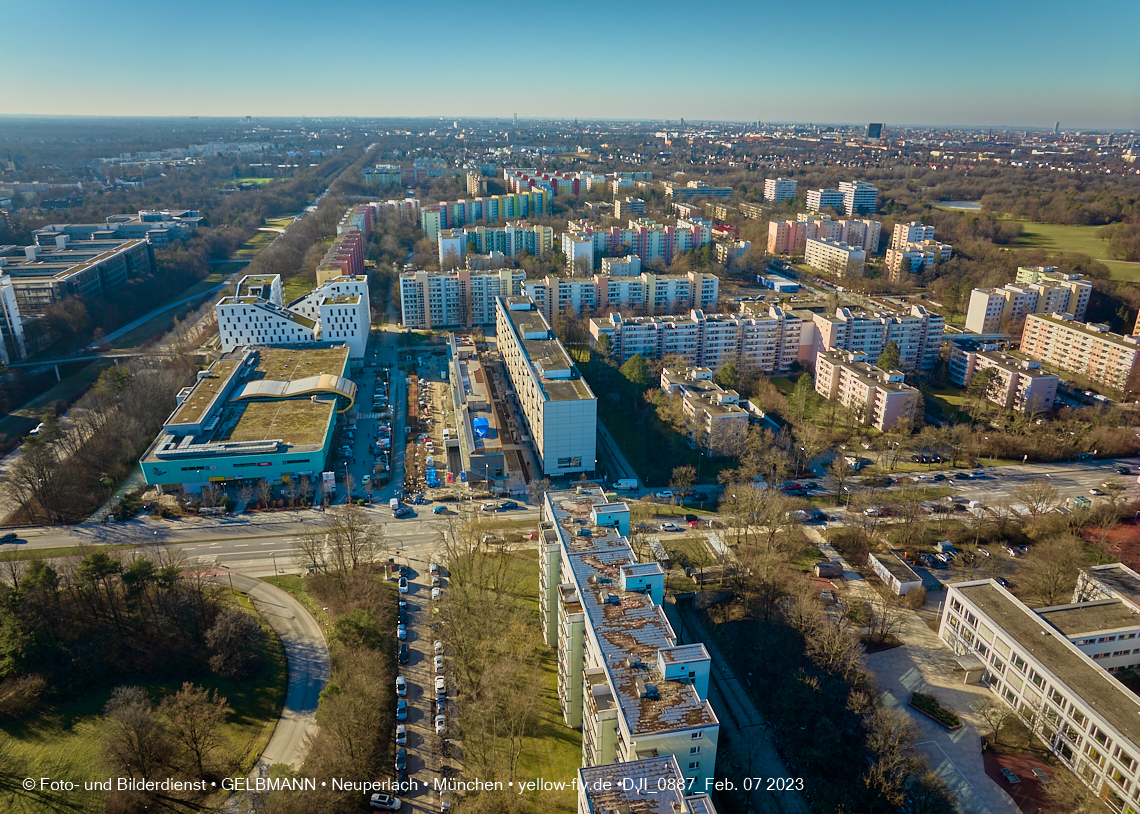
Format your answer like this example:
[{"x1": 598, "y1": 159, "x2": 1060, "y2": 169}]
[{"x1": 941, "y1": 570, "x2": 1140, "y2": 812}]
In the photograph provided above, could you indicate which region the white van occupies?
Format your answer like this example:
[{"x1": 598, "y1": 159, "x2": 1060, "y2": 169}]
[
  {"x1": 390, "y1": 498, "x2": 400, "y2": 512},
  {"x1": 613, "y1": 478, "x2": 638, "y2": 490}
]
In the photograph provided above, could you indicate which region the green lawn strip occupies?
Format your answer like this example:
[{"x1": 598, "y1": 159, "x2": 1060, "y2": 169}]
[
  {"x1": 790, "y1": 543, "x2": 825, "y2": 572},
  {"x1": 0, "y1": 543, "x2": 143, "y2": 562},
  {"x1": 481, "y1": 551, "x2": 580, "y2": 811},
  {"x1": 235, "y1": 178, "x2": 275, "y2": 186},
  {"x1": 769, "y1": 376, "x2": 797, "y2": 395},
  {"x1": 261, "y1": 574, "x2": 333, "y2": 629},
  {"x1": 1, "y1": 591, "x2": 288, "y2": 792}
]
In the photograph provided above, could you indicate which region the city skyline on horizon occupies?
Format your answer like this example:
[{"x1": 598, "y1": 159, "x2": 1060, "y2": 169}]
[{"x1": 3, "y1": 0, "x2": 1137, "y2": 129}]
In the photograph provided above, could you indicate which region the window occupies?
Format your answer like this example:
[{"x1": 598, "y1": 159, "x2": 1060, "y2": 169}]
[
  {"x1": 691, "y1": 732, "x2": 702, "y2": 740},
  {"x1": 1071, "y1": 710, "x2": 1088, "y2": 728},
  {"x1": 690, "y1": 746, "x2": 701, "y2": 755},
  {"x1": 688, "y1": 762, "x2": 699, "y2": 771}
]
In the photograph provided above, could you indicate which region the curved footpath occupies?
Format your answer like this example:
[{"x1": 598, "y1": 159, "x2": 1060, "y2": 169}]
[{"x1": 209, "y1": 573, "x2": 330, "y2": 776}]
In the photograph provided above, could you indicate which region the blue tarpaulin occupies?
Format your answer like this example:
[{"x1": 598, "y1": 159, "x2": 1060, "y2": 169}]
[{"x1": 472, "y1": 417, "x2": 489, "y2": 438}]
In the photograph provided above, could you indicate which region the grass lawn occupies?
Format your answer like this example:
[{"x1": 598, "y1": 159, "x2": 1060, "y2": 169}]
[
  {"x1": 235, "y1": 177, "x2": 275, "y2": 186},
  {"x1": 232, "y1": 232, "x2": 275, "y2": 259},
  {"x1": 1013, "y1": 220, "x2": 1140, "y2": 280},
  {"x1": 488, "y1": 551, "x2": 580, "y2": 811},
  {"x1": 922, "y1": 384, "x2": 970, "y2": 424},
  {"x1": 790, "y1": 543, "x2": 824, "y2": 572},
  {"x1": 770, "y1": 376, "x2": 797, "y2": 395},
  {"x1": 0, "y1": 589, "x2": 287, "y2": 794},
  {"x1": 281, "y1": 275, "x2": 315, "y2": 303}
]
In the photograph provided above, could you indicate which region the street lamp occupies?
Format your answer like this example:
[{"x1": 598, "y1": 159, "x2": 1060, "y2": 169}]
[{"x1": 270, "y1": 551, "x2": 278, "y2": 576}]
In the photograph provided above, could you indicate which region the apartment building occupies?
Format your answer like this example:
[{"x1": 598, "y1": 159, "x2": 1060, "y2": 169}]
[
  {"x1": 614, "y1": 197, "x2": 645, "y2": 218},
  {"x1": 812, "y1": 305, "x2": 945, "y2": 370},
  {"x1": 664, "y1": 182, "x2": 733, "y2": 199},
  {"x1": 704, "y1": 202, "x2": 737, "y2": 221},
  {"x1": 590, "y1": 306, "x2": 805, "y2": 371},
  {"x1": 840, "y1": 218, "x2": 882, "y2": 253},
  {"x1": 504, "y1": 168, "x2": 606, "y2": 196},
  {"x1": 399, "y1": 268, "x2": 525, "y2": 329},
  {"x1": 715, "y1": 239, "x2": 751, "y2": 265},
  {"x1": 839, "y1": 181, "x2": 879, "y2": 215},
  {"x1": 216, "y1": 273, "x2": 370, "y2": 357},
  {"x1": 1021, "y1": 314, "x2": 1140, "y2": 392},
  {"x1": 496, "y1": 297, "x2": 597, "y2": 476},
  {"x1": 0, "y1": 236, "x2": 155, "y2": 315},
  {"x1": 370, "y1": 197, "x2": 420, "y2": 220},
  {"x1": 947, "y1": 341, "x2": 1059, "y2": 412},
  {"x1": 804, "y1": 237, "x2": 866, "y2": 278},
  {"x1": 362, "y1": 164, "x2": 402, "y2": 185},
  {"x1": 805, "y1": 188, "x2": 845, "y2": 212},
  {"x1": 600, "y1": 255, "x2": 641, "y2": 277},
  {"x1": 419, "y1": 190, "x2": 551, "y2": 241},
  {"x1": 739, "y1": 202, "x2": 767, "y2": 220},
  {"x1": 35, "y1": 209, "x2": 202, "y2": 248},
  {"x1": 578, "y1": 757, "x2": 719, "y2": 814},
  {"x1": 522, "y1": 270, "x2": 718, "y2": 323},
  {"x1": 941, "y1": 571, "x2": 1140, "y2": 813},
  {"x1": 814, "y1": 350, "x2": 920, "y2": 431},
  {"x1": 563, "y1": 217, "x2": 715, "y2": 270},
  {"x1": 764, "y1": 177, "x2": 797, "y2": 202},
  {"x1": 0, "y1": 273, "x2": 26, "y2": 364},
  {"x1": 316, "y1": 227, "x2": 366, "y2": 285},
  {"x1": 891, "y1": 221, "x2": 936, "y2": 249},
  {"x1": 886, "y1": 240, "x2": 954, "y2": 280},
  {"x1": 965, "y1": 274, "x2": 1091, "y2": 334},
  {"x1": 539, "y1": 486, "x2": 719, "y2": 786},
  {"x1": 660, "y1": 367, "x2": 749, "y2": 456}
]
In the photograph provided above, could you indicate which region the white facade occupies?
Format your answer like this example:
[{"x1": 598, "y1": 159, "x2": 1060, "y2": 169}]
[
  {"x1": 805, "y1": 188, "x2": 844, "y2": 212},
  {"x1": 496, "y1": 297, "x2": 596, "y2": 476},
  {"x1": 839, "y1": 181, "x2": 878, "y2": 215},
  {"x1": 942, "y1": 575, "x2": 1140, "y2": 813},
  {"x1": 763, "y1": 177, "x2": 797, "y2": 202},
  {"x1": 891, "y1": 221, "x2": 936, "y2": 249},
  {"x1": 216, "y1": 274, "x2": 370, "y2": 357},
  {"x1": 0, "y1": 274, "x2": 26, "y2": 364},
  {"x1": 399, "y1": 268, "x2": 525, "y2": 329}
]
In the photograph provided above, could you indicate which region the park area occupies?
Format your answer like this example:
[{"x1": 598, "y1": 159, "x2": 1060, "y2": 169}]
[{"x1": 1014, "y1": 220, "x2": 1140, "y2": 281}]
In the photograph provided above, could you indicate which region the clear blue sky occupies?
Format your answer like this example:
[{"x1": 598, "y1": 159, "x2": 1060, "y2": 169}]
[{"x1": 4, "y1": 0, "x2": 1138, "y2": 129}]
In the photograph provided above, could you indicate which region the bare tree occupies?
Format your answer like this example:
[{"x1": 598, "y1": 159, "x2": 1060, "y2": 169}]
[
  {"x1": 1011, "y1": 478, "x2": 1063, "y2": 516},
  {"x1": 320, "y1": 504, "x2": 387, "y2": 575},
  {"x1": 1018, "y1": 535, "x2": 1088, "y2": 606},
  {"x1": 160, "y1": 682, "x2": 229, "y2": 777},
  {"x1": 829, "y1": 455, "x2": 855, "y2": 504},
  {"x1": 867, "y1": 594, "x2": 907, "y2": 645}
]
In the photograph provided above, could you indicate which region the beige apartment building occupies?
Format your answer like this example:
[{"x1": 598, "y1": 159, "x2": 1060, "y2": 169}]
[
  {"x1": 1021, "y1": 314, "x2": 1140, "y2": 392},
  {"x1": 812, "y1": 305, "x2": 944, "y2": 370},
  {"x1": 965, "y1": 271, "x2": 1092, "y2": 334},
  {"x1": 660, "y1": 367, "x2": 750, "y2": 456},
  {"x1": 804, "y1": 237, "x2": 866, "y2": 278},
  {"x1": 399, "y1": 267, "x2": 525, "y2": 329},
  {"x1": 947, "y1": 341, "x2": 1059, "y2": 412},
  {"x1": 814, "y1": 350, "x2": 920, "y2": 431}
]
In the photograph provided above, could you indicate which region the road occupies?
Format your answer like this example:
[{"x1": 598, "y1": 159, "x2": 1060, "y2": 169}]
[{"x1": 914, "y1": 456, "x2": 1140, "y2": 508}]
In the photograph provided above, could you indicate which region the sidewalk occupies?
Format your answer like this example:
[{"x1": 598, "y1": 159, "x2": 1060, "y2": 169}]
[{"x1": 804, "y1": 526, "x2": 1019, "y2": 814}]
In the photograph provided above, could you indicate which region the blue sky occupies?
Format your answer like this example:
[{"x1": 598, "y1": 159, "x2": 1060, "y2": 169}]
[{"x1": 3, "y1": 0, "x2": 1138, "y2": 128}]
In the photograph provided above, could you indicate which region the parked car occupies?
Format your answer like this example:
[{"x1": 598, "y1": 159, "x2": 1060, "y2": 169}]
[
  {"x1": 396, "y1": 724, "x2": 406, "y2": 746},
  {"x1": 659, "y1": 523, "x2": 683, "y2": 532},
  {"x1": 369, "y1": 793, "x2": 402, "y2": 810},
  {"x1": 430, "y1": 562, "x2": 439, "y2": 575},
  {"x1": 395, "y1": 747, "x2": 407, "y2": 771},
  {"x1": 654, "y1": 490, "x2": 674, "y2": 500},
  {"x1": 996, "y1": 577, "x2": 1012, "y2": 588},
  {"x1": 398, "y1": 576, "x2": 408, "y2": 593},
  {"x1": 684, "y1": 514, "x2": 699, "y2": 523},
  {"x1": 435, "y1": 675, "x2": 446, "y2": 694},
  {"x1": 436, "y1": 694, "x2": 446, "y2": 713},
  {"x1": 395, "y1": 675, "x2": 407, "y2": 697},
  {"x1": 978, "y1": 548, "x2": 991, "y2": 558},
  {"x1": 435, "y1": 714, "x2": 446, "y2": 734},
  {"x1": 432, "y1": 587, "x2": 441, "y2": 600},
  {"x1": 397, "y1": 623, "x2": 407, "y2": 640},
  {"x1": 398, "y1": 643, "x2": 409, "y2": 665},
  {"x1": 434, "y1": 655, "x2": 445, "y2": 673},
  {"x1": 1091, "y1": 488, "x2": 1106, "y2": 496},
  {"x1": 395, "y1": 699, "x2": 407, "y2": 721}
]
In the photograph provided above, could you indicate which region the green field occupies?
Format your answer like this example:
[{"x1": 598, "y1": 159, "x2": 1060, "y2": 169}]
[
  {"x1": 233, "y1": 231, "x2": 275, "y2": 259},
  {"x1": 1014, "y1": 220, "x2": 1140, "y2": 280},
  {"x1": 235, "y1": 177, "x2": 275, "y2": 186}
]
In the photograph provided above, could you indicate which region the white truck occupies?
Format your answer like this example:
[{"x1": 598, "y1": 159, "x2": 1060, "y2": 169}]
[{"x1": 613, "y1": 478, "x2": 638, "y2": 490}]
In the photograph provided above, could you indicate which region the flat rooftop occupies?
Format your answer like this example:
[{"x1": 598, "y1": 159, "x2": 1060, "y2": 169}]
[
  {"x1": 169, "y1": 360, "x2": 241, "y2": 426},
  {"x1": 957, "y1": 582, "x2": 1140, "y2": 749},
  {"x1": 580, "y1": 757, "x2": 714, "y2": 814},
  {"x1": 1037, "y1": 600, "x2": 1140, "y2": 636},
  {"x1": 1086, "y1": 565, "x2": 1140, "y2": 607},
  {"x1": 501, "y1": 299, "x2": 594, "y2": 403},
  {"x1": 549, "y1": 488, "x2": 717, "y2": 737},
  {"x1": 1026, "y1": 314, "x2": 1137, "y2": 347},
  {"x1": 874, "y1": 551, "x2": 922, "y2": 583}
]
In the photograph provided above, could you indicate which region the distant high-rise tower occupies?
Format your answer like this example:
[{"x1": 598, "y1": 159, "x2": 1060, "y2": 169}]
[
  {"x1": 514, "y1": 113, "x2": 518, "y2": 128},
  {"x1": 866, "y1": 123, "x2": 883, "y2": 139},
  {"x1": 680, "y1": 118, "x2": 685, "y2": 128},
  {"x1": 1054, "y1": 122, "x2": 1061, "y2": 135}
]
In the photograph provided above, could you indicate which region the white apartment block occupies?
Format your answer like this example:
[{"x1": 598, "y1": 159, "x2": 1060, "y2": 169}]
[
  {"x1": 523, "y1": 271, "x2": 717, "y2": 323},
  {"x1": 805, "y1": 188, "x2": 845, "y2": 212},
  {"x1": 763, "y1": 177, "x2": 797, "y2": 203},
  {"x1": 496, "y1": 297, "x2": 597, "y2": 476},
  {"x1": 812, "y1": 305, "x2": 945, "y2": 370},
  {"x1": 539, "y1": 487, "x2": 719, "y2": 787},
  {"x1": 399, "y1": 268, "x2": 525, "y2": 329},
  {"x1": 660, "y1": 367, "x2": 749, "y2": 456},
  {"x1": 437, "y1": 221, "x2": 554, "y2": 263},
  {"x1": 947, "y1": 342, "x2": 1059, "y2": 412},
  {"x1": 814, "y1": 350, "x2": 920, "y2": 431},
  {"x1": 941, "y1": 571, "x2": 1140, "y2": 813},
  {"x1": 840, "y1": 218, "x2": 882, "y2": 253},
  {"x1": 0, "y1": 273, "x2": 27, "y2": 364},
  {"x1": 886, "y1": 240, "x2": 953, "y2": 279},
  {"x1": 715, "y1": 239, "x2": 751, "y2": 265},
  {"x1": 600, "y1": 255, "x2": 642, "y2": 277},
  {"x1": 614, "y1": 197, "x2": 645, "y2": 218},
  {"x1": 215, "y1": 274, "x2": 371, "y2": 358},
  {"x1": 891, "y1": 221, "x2": 936, "y2": 249},
  {"x1": 805, "y1": 237, "x2": 866, "y2": 278},
  {"x1": 1021, "y1": 314, "x2": 1140, "y2": 392},
  {"x1": 965, "y1": 273, "x2": 1091, "y2": 334},
  {"x1": 839, "y1": 181, "x2": 879, "y2": 215},
  {"x1": 590, "y1": 306, "x2": 804, "y2": 372}
]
